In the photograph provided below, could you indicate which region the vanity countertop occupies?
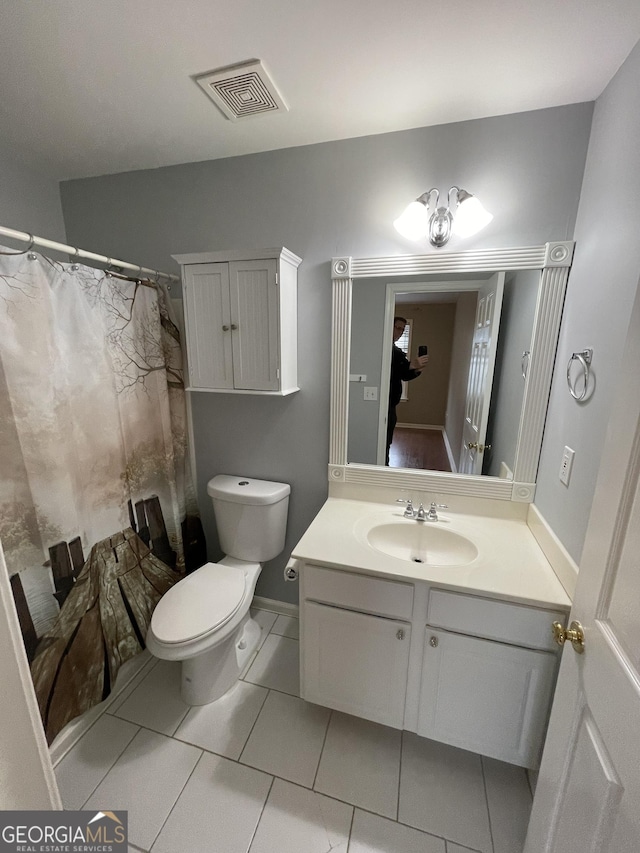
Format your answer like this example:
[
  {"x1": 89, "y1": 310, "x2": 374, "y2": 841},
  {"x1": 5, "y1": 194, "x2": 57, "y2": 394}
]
[{"x1": 292, "y1": 497, "x2": 571, "y2": 611}]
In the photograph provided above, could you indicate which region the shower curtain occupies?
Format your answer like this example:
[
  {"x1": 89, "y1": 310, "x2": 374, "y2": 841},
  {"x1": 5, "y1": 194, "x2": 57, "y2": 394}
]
[{"x1": 0, "y1": 246, "x2": 204, "y2": 743}]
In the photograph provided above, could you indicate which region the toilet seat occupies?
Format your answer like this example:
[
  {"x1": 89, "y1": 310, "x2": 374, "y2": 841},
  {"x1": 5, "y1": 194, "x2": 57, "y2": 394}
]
[{"x1": 151, "y1": 563, "x2": 246, "y2": 645}]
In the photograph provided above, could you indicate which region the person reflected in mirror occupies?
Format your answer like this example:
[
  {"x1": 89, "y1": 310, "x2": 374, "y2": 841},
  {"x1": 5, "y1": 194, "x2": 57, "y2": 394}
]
[{"x1": 387, "y1": 316, "x2": 429, "y2": 465}]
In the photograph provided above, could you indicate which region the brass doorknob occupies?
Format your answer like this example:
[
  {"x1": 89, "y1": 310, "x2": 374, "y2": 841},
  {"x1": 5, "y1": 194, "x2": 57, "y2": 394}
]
[
  {"x1": 467, "y1": 442, "x2": 492, "y2": 452},
  {"x1": 552, "y1": 620, "x2": 585, "y2": 654}
]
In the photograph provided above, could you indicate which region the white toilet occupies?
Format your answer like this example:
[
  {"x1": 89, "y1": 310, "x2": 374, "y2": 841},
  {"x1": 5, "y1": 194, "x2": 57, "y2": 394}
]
[{"x1": 146, "y1": 474, "x2": 290, "y2": 705}]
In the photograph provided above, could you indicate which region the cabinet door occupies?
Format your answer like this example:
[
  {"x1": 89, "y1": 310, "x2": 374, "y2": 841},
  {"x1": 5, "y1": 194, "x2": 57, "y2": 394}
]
[
  {"x1": 183, "y1": 263, "x2": 233, "y2": 389},
  {"x1": 417, "y1": 628, "x2": 557, "y2": 767},
  {"x1": 229, "y1": 259, "x2": 279, "y2": 391},
  {"x1": 302, "y1": 601, "x2": 411, "y2": 729}
]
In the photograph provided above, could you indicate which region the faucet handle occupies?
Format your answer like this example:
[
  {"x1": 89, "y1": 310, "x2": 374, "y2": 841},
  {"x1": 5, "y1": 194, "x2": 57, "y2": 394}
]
[
  {"x1": 396, "y1": 497, "x2": 415, "y2": 517},
  {"x1": 427, "y1": 501, "x2": 448, "y2": 521}
]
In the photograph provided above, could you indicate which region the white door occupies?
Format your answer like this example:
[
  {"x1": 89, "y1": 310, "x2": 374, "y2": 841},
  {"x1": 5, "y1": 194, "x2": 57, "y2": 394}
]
[
  {"x1": 459, "y1": 272, "x2": 505, "y2": 474},
  {"x1": 524, "y1": 285, "x2": 640, "y2": 852},
  {"x1": 183, "y1": 262, "x2": 233, "y2": 389},
  {"x1": 229, "y1": 259, "x2": 279, "y2": 391}
]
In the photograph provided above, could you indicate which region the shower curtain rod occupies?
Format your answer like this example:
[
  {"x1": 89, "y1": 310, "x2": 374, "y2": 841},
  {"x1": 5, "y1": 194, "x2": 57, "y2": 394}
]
[{"x1": 0, "y1": 224, "x2": 180, "y2": 282}]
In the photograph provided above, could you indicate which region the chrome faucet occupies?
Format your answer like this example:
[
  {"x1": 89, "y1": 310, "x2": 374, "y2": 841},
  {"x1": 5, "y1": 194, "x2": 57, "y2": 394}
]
[
  {"x1": 427, "y1": 502, "x2": 448, "y2": 521},
  {"x1": 396, "y1": 498, "x2": 431, "y2": 521}
]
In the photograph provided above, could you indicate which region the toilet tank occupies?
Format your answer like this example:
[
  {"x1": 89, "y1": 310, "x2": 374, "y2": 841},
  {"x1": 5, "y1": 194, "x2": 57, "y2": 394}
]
[{"x1": 207, "y1": 475, "x2": 291, "y2": 562}]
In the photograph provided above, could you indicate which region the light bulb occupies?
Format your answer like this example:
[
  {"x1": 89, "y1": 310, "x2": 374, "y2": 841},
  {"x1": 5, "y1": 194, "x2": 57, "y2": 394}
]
[
  {"x1": 452, "y1": 193, "x2": 493, "y2": 238},
  {"x1": 394, "y1": 200, "x2": 429, "y2": 241}
]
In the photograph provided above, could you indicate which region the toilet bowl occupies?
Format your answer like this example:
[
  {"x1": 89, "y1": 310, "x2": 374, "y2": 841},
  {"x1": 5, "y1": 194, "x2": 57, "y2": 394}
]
[
  {"x1": 146, "y1": 475, "x2": 290, "y2": 705},
  {"x1": 146, "y1": 557, "x2": 263, "y2": 704}
]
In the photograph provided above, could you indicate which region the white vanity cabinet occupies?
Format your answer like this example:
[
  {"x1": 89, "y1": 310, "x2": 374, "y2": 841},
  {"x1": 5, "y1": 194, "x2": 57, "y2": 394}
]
[
  {"x1": 301, "y1": 564, "x2": 413, "y2": 729},
  {"x1": 175, "y1": 247, "x2": 301, "y2": 395},
  {"x1": 417, "y1": 590, "x2": 562, "y2": 766},
  {"x1": 299, "y1": 563, "x2": 565, "y2": 768}
]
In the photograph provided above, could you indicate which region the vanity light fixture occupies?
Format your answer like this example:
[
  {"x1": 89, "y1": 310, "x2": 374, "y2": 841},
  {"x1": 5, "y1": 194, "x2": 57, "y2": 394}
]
[{"x1": 394, "y1": 187, "x2": 493, "y2": 247}]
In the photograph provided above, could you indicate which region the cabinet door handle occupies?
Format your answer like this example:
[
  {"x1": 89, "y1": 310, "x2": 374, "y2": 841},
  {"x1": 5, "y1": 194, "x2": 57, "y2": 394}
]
[
  {"x1": 429, "y1": 635, "x2": 439, "y2": 647},
  {"x1": 396, "y1": 629, "x2": 405, "y2": 640}
]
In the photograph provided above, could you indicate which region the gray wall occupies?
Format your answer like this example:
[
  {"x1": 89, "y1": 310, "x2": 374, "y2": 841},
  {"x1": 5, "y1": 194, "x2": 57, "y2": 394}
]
[
  {"x1": 59, "y1": 103, "x2": 593, "y2": 603},
  {"x1": 0, "y1": 144, "x2": 66, "y2": 245},
  {"x1": 535, "y1": 39, "x2": 640, "y2": 562}
]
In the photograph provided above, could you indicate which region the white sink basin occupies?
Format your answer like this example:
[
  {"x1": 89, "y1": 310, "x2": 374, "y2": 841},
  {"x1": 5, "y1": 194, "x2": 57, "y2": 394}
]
[{"x1": 366, "y1": 522, "x2": 479, "y2": 566}]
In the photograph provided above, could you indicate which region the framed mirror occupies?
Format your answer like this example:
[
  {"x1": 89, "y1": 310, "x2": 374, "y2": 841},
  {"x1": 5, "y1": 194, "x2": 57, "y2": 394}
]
[{"x1": 329, "y1": 242, "x2": 574, "y2": 502}]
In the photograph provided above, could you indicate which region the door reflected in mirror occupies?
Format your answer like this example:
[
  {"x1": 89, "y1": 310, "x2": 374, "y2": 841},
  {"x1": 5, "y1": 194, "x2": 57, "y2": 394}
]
[{"x1": 348, "y1": 269, "x2": 540, "y2": 477}]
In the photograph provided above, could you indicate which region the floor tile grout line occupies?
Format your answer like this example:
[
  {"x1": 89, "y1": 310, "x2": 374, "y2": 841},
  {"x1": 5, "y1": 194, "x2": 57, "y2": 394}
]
[
  {"x1": 236, "y1": 686, "x2": 272, "y2": 764},
  {"x1": 52, "y1": 655, "x2": 158, "y2": 769},
  {"x1": 397, "y1": 730, "x2": 407, "y2": 824},
  {"x1": 480, "y1": 755, "x2": 496, "y2": 853},
  {"x1": 78, "y1": 724, "x2": 146, "y2": 811},
  {"x1": 345, "y1": 801, "x2": 356, "y2": 852},
  {"x1": 246, "y1": 774, "x2": 276, "y2": 853},
  {"x1": 145, "y1": 746, "x2": 206, "y2": 852},
  {"x1": 311, "y1": 708, "x2": 333, "y2": 791}
]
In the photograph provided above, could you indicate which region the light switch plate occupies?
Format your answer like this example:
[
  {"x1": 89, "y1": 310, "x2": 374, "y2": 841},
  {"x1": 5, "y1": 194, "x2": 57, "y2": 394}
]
[
  {"x1": 559, "y1": 446, "x2": 575, "y2": 485},
  {"x1": 364, "y1": 386, "x2": 378, "y2": 401}
]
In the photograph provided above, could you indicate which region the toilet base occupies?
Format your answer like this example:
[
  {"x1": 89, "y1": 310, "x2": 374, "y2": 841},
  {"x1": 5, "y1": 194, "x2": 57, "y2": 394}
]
[{"x1": 180, "y1": 613, "x2": 261, "y2": 705}]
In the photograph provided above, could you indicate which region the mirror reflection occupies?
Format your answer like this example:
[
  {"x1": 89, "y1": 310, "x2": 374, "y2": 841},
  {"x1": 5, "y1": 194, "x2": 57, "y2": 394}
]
[{"x1": 348, "y1": 269, "x2": 540, "y2": 477}]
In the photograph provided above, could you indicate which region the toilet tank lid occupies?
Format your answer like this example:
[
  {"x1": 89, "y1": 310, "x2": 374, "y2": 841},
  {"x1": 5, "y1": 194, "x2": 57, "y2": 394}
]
[{"x1": 207, "y1": 474, "x2": 290, "y2": 505}]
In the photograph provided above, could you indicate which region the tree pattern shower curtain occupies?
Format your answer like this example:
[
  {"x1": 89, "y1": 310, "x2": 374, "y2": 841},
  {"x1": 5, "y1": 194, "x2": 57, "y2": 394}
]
[{"x1": 0, "y1": 247, "x2": 204, "y2": 743}]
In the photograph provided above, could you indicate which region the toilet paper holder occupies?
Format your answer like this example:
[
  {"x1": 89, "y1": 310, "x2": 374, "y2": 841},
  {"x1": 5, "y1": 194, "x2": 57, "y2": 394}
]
[{"x1": 284, "y1": 559, "x2": 299, "y2": 582}]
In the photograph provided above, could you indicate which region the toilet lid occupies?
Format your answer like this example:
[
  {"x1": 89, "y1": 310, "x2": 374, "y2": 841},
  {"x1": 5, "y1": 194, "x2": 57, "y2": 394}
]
[{"x1": 151, "y1": 563, "x2": 246, "y2": 644}]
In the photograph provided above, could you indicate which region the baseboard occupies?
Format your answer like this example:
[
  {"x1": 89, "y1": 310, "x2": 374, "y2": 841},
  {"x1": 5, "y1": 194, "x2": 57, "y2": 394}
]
[
  {"x1": 252, "y1": 595, "x2": 299, "y2": 618},
  {"x1": 49, "y1": 650, "x2": 156, "y2": 766},
  {"x1": 396, "y1": 423, "x2": 444, "y2": 431},
  {"x1": 527, "y1": 504, "x2": 578, "y2": 600}
]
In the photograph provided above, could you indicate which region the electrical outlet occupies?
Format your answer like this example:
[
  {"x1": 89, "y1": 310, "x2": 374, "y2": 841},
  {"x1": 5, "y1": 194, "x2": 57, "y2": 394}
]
[
  {"x1": 364, "y1": 386, "x2": 378, "y2": 401},
  {"x1": 559, "y1": 446, "x2": 575, "y2": 486}
]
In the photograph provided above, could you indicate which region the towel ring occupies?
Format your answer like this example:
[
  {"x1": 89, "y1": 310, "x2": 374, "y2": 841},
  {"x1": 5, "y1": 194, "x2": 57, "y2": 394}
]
[{"x1": 567, "y1": 349, "x2": 593, "y2": 401}]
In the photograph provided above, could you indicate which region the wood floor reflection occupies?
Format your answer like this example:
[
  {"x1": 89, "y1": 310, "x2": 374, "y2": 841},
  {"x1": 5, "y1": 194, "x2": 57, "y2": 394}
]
[{"x1": 389, "y1": 427, "x2": 452, "y2": 471}]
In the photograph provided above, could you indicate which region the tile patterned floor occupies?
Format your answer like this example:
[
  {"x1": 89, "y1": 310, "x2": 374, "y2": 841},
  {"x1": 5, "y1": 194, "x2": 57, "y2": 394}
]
[{"x1": 54, "y1": 607, "x2": 533, "y2": 853}]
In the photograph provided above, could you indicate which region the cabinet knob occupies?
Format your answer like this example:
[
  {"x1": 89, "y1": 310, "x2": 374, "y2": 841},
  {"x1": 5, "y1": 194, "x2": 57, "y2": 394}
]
[
  {"x1": 429, "y1": 635, "x2": 439, "y2": 648},
  {"x1": 231, "y1": 323, "x2": 238, "y2": 330},
  {"x1": 396, "y1": 629, "x2": 405, "y2": 640},
  {"x1": 222, "y1": 325, "x2": 230, "y2": 331}
]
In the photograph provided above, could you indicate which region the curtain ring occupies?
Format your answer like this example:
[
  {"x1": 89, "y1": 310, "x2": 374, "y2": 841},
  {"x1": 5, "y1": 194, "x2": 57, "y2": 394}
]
[
  {"x1": 567, "y1": 349, "x2": 592, "y2": 401},
  {"x1": 0, "y1": 233, "x2": 35, "y2": 255}
]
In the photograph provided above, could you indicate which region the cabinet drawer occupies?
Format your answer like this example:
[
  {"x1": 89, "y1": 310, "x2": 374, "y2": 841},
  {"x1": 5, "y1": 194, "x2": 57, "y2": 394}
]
[
  {"x1": 304, "y1": 564, "x2": 413, "y2": 620},
  {"x1": 427, "y1": 589, "x2": 565, "y2": 651}
]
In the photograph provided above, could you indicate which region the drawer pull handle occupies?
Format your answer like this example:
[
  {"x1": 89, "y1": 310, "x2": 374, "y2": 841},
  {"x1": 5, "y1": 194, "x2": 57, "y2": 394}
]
[
  {"x1": 396, "y1": 629, "x2": 405, "y2": 640},
  {"x1": 429, "y1": 635, "x2": 438, "y2": 648}
]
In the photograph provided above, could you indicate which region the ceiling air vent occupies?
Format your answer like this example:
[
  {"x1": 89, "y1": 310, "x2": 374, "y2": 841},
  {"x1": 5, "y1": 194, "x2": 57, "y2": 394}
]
[{"x1": 195, "y1": 59, "x2": 288, "y2": 121}]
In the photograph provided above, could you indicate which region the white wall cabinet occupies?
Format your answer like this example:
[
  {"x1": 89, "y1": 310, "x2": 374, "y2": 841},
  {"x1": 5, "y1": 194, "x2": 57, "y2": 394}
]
[
  {"x1": 174, "y1": 247, "x2": 301, "y2": 395},
  {"x1": 299, "y1": 562, "x2": 564, "y2": 768}
]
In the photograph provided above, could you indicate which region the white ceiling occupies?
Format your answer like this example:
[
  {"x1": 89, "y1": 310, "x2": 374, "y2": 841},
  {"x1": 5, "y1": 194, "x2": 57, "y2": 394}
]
[{"x1": 2, "y1": 0, "x2": 640, "y2": 181}]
